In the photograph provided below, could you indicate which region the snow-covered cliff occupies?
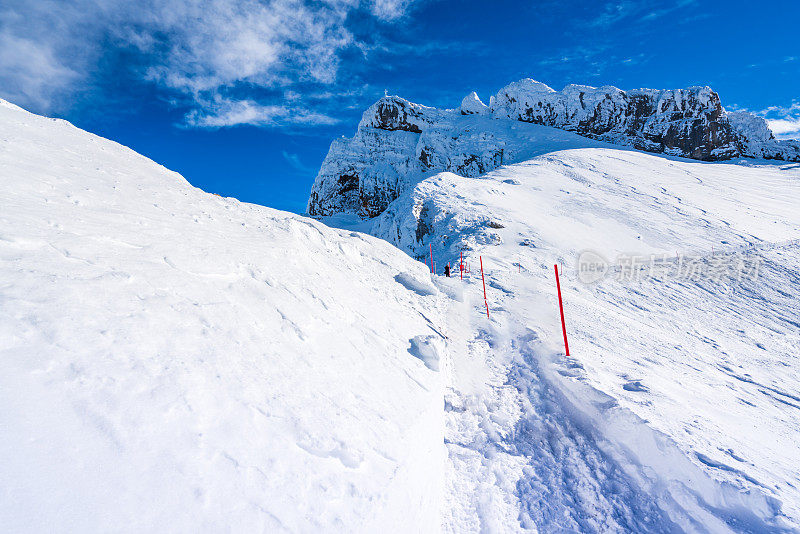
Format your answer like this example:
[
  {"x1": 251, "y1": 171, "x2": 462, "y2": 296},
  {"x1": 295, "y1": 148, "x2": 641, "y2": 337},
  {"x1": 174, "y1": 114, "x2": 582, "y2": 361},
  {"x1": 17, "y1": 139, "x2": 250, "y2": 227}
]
[{"x1": 307, "y1": 79, "x2": 800, "y2": 219}]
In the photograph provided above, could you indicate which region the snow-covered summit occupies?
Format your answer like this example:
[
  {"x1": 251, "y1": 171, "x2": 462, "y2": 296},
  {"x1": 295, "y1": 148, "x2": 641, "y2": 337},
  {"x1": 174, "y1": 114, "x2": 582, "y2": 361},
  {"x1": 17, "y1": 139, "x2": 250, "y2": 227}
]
[
  {"x1": 357, "y1": 94, "x2": 444, "y2": 132},
  {"x1": 459, "y1": 91, "x2": 490, "y2": 115},
  {"x1": 307, "y1": 78, "x2": 800, "y2": 220},
  {"x1": 494, "y1": 78, "x2": 556, "y2": 97}
]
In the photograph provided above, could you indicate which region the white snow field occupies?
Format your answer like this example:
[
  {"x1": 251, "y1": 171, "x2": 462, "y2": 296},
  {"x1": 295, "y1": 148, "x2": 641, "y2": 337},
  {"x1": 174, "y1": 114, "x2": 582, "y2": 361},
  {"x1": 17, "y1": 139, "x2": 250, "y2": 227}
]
[
  {"x1": 3, "y1": 98, "x2": 800, "y2": 534},
  {"x1": 0, "y1": 99, "x2": 451, "y2": 532},
  {"x1": 365, "y1": 125, "x2": 800, "y2": 531}
]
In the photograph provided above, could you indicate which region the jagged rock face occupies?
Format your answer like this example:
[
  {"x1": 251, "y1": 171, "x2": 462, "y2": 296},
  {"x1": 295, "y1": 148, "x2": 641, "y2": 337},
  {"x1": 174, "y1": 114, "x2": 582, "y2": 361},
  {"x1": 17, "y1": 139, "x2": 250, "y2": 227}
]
[
  {"x1": 307, "y1": 125, "x2": 419, "y2": 218},
  {"x1": 361, "y1": 96, "x2": 436, "y2": 133},
  {"x1": 491, "y1": 81, "x2": 740, "y2": 160},
  {"x1": 307, "y1": 79, "x2": 800, "y2": 219},
  {"x1": 307, "y1": 98, "x2": 513, "y2": 218}
]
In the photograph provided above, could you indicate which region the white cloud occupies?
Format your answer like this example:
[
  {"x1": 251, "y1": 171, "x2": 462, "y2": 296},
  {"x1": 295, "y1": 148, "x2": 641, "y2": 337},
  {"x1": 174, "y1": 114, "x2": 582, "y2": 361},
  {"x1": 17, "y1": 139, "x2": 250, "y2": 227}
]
[
  {"x1": 185, "y1": 96, "x2": 339, "y2": 128},
  {"x1": 584, "y1": 0, "x2": 698, "y2": 28},
  {"x1": 134, "y1": 0, "x2": 354, "y2": 94},
  {"x1": 0, "y1": 32, "x2": 80, "y2": 112},
  {"x1": 369, "y1": 0, "x2": 414, "y2": 20},
  {"x1": 0, "y1": 0, "x2": 99, "y2": 112},
  {"x1": 186, "y1": 99, "x2": 288, "y2": 128},
  {"x1": 0, "y1": 0, "x2": 415, "y2": 126},
  {"x1": 766, "y1": 118, "x2": 800, "y2": 140},
  {"x1": 282, "y1": 151, "x2": 315, "y2": 174}
]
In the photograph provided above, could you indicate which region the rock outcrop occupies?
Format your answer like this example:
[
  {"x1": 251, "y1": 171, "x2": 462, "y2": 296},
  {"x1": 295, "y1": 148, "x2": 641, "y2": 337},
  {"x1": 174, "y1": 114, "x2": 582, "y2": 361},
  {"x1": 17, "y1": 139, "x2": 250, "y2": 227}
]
[
  {"x1": 490, "y1": 80, "x2": 739, "y2": 160},
  {"x1": 307, "y1": 79, "x2": 799, "y2": 219}
]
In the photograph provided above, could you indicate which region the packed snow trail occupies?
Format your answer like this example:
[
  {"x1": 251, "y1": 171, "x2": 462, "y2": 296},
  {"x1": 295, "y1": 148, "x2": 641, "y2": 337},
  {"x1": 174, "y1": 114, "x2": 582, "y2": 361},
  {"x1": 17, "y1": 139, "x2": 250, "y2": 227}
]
[
  {"x1": 0, "y1": 99, "x2": 450, "y2": 532},
  {"x1": 440, "y1": 303, "x2": 681, "y2": 532},
  {"x1": 438, "y1": 262, "x2": 792, "y2": 533},
  {"x1": 362, "y1": 129, "x2": 800, "y2": 531}
]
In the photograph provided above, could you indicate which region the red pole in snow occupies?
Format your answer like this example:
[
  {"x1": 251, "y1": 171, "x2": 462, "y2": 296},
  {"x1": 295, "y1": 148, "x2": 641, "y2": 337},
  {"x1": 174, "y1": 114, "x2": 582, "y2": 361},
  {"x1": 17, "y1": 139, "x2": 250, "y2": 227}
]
[
  {"x1": 460, "y1": 251, "x2": 463, "y2": 280},
  {"x1": 480, "y1": 256, "x2": 489, "y2": 319},
  {"x1": 554, "y1": 264, "x2": 570, "y2": 357},
  {"x1": 430, "y1": 244, "x2": 433, "y2": 274}
]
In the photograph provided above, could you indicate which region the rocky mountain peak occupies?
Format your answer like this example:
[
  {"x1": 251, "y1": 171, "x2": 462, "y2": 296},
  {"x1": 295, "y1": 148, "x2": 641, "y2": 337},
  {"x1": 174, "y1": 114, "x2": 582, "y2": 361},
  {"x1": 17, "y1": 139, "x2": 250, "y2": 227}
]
[
  {"x1": 358, "y1": 95, "x2": 439, "y2": 133},
  {"x1": 460, "y1": 91, "x2": 490, "y2": 115},
  {"x1": 308, "y1": 78, "x2": 800, "y2": 219}
]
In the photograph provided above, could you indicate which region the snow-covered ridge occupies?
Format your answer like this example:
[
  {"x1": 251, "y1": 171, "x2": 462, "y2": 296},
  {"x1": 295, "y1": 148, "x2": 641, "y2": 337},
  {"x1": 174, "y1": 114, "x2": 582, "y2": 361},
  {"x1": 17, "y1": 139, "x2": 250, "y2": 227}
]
[
  {"x1": 307, "y1": 79, "x2": 800, "y2": 219},
  {"x1": 0, "y1": 98, "x2": 450, "y2": 531}
]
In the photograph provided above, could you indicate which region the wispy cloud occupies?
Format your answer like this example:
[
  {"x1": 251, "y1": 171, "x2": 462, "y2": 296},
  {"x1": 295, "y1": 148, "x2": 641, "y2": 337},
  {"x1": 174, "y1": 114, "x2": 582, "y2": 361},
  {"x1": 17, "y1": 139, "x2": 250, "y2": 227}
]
[
  {"x1": 0, "y1": 0, "x2": 416, "y2": 127},
  {"x1": 282, "y1": 151, "x2": 316, "y2": 174},
  {"x1": 582, "y1": 0, "x2": 699, "y2": 29},
  {"x1": 535, "y1": 1, "x2": 696, "y2": 81},
  {"x1": 369, "y1": 0, "x2": 414, "y2": 21},
  {"x1": 0, "y1": 32, "x2": 81, "y2": 112},
  {"x1": 593, "y1": 3, "x2": 634, "y2": 27},
  {"x1": 640, "y1": 0, "x2": 697, "y2": 22},
  {"x1": 185, "y1": 97, "x2": 340, "y2": 128}
]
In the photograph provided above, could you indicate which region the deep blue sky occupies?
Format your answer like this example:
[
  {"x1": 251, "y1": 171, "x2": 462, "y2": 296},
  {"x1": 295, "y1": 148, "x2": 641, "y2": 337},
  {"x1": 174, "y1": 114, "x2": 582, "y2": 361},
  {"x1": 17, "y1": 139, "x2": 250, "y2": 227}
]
[{"x1": 2, "y1": 0, "x2": 798, "y2": 213}]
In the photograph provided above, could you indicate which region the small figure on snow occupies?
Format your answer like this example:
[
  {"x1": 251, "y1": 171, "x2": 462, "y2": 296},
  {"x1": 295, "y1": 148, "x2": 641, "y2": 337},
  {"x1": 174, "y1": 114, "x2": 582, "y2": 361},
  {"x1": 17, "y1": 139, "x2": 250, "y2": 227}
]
[{"x1": 444, "y1": 263, "x2": 451, "y2": 277}]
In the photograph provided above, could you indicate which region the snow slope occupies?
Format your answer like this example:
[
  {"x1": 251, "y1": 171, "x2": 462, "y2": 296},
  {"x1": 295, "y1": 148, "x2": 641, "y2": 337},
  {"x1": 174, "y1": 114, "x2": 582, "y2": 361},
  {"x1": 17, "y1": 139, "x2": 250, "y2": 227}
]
[
  {"x1": 4, "y1": 93, "x2": 800, "y2": 532},
  {"x1": 0, "y1": 99, "x2": 451, "y2": 532},
  {"x1": 360, "y1": 124, "x2": 800, "y2": 531}
]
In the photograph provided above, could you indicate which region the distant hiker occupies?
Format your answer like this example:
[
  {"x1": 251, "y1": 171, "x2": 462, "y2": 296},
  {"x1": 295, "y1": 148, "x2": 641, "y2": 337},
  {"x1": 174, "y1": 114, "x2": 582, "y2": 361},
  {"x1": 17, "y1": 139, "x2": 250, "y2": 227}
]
[{"x1": 444, "y1": 264, "x2": 451, "y2": 277}]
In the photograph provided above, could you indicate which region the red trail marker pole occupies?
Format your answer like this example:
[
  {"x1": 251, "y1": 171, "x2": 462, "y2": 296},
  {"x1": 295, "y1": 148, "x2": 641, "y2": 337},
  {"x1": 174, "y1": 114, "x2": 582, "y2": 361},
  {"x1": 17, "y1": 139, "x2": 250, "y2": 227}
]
[
  {"x1": 480, "y1": 256, "x2": 490, "y2": 319},
  {"x1": 554, "y1": 264, "x2": 570, "y2": 357},
  {"x1": 460, "y1": 251, "x2": 463, "y2": 280}
]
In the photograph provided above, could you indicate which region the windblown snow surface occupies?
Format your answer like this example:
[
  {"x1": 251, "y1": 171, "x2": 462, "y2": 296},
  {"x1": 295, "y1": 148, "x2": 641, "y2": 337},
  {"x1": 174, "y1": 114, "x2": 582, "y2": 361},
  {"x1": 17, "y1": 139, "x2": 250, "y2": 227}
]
[
  {"x1": 3, "y1": 98, "x2": 800, "y2": 533},
  {"x1": 363, "y1": 123, "x2": 800, "y2": 532},
  {"x1": 0, "y1": 100, "x2": 451, "y2": 532}
]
